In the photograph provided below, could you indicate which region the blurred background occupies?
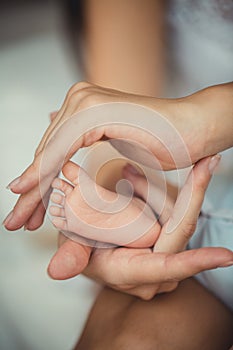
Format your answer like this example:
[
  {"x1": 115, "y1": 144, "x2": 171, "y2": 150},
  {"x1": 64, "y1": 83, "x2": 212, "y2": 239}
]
[
  {"x1": 0, "y1": 0, "x2": 232, "y2": 349},
  {"x1": 0, "y1": 1, "x2": 100, "y2": 350}
]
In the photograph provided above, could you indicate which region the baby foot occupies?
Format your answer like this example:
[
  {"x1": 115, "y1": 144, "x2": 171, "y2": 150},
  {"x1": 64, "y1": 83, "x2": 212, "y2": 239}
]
[
  {"x1": 49, "y1": 162, "x2": 161, "y2": 248},
  {"x1": 122, "y1": 164, "x2": 175, "y2": 224}
]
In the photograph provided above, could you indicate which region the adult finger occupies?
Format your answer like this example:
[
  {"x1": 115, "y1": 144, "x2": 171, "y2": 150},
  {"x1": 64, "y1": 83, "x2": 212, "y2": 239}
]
[
  {"x1": 4, "y1": 122, "x2": 104, "y2": 229},
  {"x1": 117, "y1": 284, "x2": 160, "y2": 301},
  {"x1": 126, "y1": 247, "x2": 233, "y2": 285},
  {"x1": 83, "y1": 246, "x2": 233, "y2": 286},
  {"x1": 24, "y1": 189, "x2": 52, "y2": 230},
  {"x1": 154, "y1": 155, "x2": 220, "y2": 253},
  {"x1": 125, "y1": 281, "x2": 178, "y2": 300},
  {"x1": 7, "y1": 83, "x2": 93, "y2": 194},
  {"x1": 4, "y1": 185, "x2": 44, "y2": 230},
  {"x1": 48, "y1": 233, "x2": 92, "y2": 280},
  {"x1": 4, "y1": 155, "x2": 58, "y2": 230}
]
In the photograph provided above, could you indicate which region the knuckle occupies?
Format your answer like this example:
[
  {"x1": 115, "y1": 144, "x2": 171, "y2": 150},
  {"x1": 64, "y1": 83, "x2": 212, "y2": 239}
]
[
  {"x1": 138, "y1": 288, "x2": 157, "y2": 301},
  {"x1": 68, "y1": 90, "x2": 102, "y2": 112},
  {"x1": 65, "y1": 82, "x2": 94, "y2": 108},
  {"x1": 181, "y1": 220, "x2": 197, "y2": 240},
  {"x1": 75, "y1": 81, "x2": 92, "y2": 90},
  {"x1": 193, "y1": 172, "x2": 209, "y2": 192},
  {"x1": 65, "y1": 83, "x2": 107, "y2": 114},
  {"x1": 68, "y1": 89, "x2": 90, "y2": 106},
  {"x1": 67, "y1": 81, "x2": 91, "y2": 98},
  {"x1": 160, "y1": 282, "x2": 178, "y2": 293},
  {"x1": 66, "y1": 83, "x2": 79, "y2": 99},
  {"x1": 161, "y1": 256, "x2": 179, "y2": 283},
  {"x1": 78, "y1": 91, "x2": 103, "y2": 109},
  {"x1": 140, "y1": 293, "x2": 154, "y2": 301}
]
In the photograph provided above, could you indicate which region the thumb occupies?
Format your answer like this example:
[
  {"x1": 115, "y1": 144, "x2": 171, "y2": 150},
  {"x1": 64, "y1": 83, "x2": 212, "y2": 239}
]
[{"x1": 48, "y1": 235, "x2": 92, "y2": 280}]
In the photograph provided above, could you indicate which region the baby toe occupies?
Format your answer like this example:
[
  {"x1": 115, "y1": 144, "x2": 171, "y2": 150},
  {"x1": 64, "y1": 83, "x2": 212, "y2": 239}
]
[
  {"x1": 49, "y1": 205, "x2": 65, "y2": 218},
  {"x1": 52, "y1": 178, "x2": 73, "y2": 196},
  {"x1": 62, "y1": 161, "x2": 80, "y2": 185},
  {"x1": 52, "y1": 217, "x2": 68, "y2": 231},
  {"x1": 50, "y1": 192, "x2": 65, "y2": 205}
]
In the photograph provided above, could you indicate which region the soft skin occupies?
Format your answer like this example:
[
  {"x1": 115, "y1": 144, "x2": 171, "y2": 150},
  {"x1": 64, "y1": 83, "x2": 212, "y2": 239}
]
[{"x1": 4, "y1": 82, "x2": 233, "y2": 232}]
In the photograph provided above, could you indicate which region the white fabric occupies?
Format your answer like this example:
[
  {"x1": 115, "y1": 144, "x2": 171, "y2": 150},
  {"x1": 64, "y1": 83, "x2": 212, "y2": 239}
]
[{"x1": 168, "y1": 0, "x2": 233, "y2": 310}]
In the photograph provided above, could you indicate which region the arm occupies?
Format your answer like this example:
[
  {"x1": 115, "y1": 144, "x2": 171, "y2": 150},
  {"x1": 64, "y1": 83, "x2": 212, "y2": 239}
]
[
  {"x1": 82, "y1": 0, "x2": 166, "y2": 192},
  {"x1": 4, "y1": 82, "x2": 233, "y2": 231},
  {"x1": 84, "y1": 0, "x2": 165, "y2": 96},
  {"x1": 184, "y1": 82, "x2": 233, "y2": 159}
]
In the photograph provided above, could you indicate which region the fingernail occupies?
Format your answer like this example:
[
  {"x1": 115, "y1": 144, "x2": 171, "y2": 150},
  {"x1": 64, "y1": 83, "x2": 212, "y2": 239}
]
[
  {"x1": 2, "y1": 211, "x2": 14, "y2": 226},
  {"x1": 125, "y1": 164, "x2": 139, "y2": 175},
  {"x1": 6, "y1": 176, "x2": 21, "y2": 190},
  {"x1": 209, "y1": 154, "x2": 221, "y2": 175},
  {"x1": 219, "y1": 261, "x2": 233, "y2": 268}
]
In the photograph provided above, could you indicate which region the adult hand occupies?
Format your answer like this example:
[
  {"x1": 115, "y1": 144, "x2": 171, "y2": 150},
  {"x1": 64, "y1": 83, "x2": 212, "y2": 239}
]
[
  {"x1": 47, "y1": 156, "x2": 233, "y2": 300},
  {"x1": 4, "y1": 82, "x2": 233, "y2": 231}
]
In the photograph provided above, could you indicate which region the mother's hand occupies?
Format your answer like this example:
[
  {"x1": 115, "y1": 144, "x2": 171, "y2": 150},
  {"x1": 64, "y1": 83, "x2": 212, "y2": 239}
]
[
  {"x1": 4, "y1": 82, "x2": 233, "y2": 233},
  {"x1": 48, "y1": 156, "x2": 233, "y2": 300},
  {"x1": 3, "y1": 81, "x2": 204, "y2": 231}
]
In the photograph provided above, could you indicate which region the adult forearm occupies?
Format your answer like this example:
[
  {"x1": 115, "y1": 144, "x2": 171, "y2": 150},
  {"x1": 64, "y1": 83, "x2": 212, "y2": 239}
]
[{"x1": 84, "y1": 0, "x2": 165, "y2": 96}]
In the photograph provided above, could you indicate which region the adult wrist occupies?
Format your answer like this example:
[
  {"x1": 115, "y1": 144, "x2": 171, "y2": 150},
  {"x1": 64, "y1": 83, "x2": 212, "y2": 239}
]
[{"x1": 182, "y1": 83, "x2": 233, "y2": 160}]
